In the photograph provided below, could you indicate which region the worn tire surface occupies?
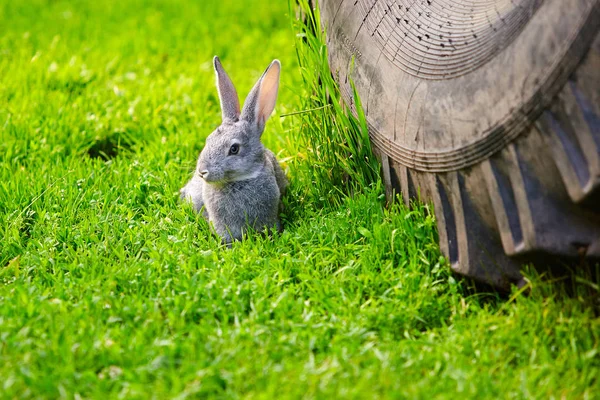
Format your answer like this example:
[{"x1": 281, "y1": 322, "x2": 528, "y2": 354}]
[{"x1": 319, "y1": 0, "x2": 600, "y2": 289}]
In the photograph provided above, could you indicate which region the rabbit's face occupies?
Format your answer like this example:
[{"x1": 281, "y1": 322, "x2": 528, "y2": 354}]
[{"x1": 197, "y1": 121, "x2": 265, "y2": 184}]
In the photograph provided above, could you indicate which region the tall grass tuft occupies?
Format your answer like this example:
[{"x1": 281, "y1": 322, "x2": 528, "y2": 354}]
[{"x1": 288, "y1": 0, "x2": 381, "y2": 208}]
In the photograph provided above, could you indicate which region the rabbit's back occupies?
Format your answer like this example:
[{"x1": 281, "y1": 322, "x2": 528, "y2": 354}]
[{"x1": 265, "y1": 149, "x2": 288, "y2": 196}]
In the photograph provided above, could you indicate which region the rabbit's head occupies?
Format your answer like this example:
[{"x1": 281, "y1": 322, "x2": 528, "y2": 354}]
[{"x1": 197, "y1": 57, "x2": 280, "y2": 184}]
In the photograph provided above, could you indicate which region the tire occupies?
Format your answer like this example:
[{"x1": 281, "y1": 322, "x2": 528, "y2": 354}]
[{"x1": 319, "y1": 0, "x2": 600, "y2": 290}]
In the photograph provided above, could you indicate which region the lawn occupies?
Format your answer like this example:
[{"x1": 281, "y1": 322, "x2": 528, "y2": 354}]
[{"x1": 0, "y1": 0, "x2": 599, "y2": 398}]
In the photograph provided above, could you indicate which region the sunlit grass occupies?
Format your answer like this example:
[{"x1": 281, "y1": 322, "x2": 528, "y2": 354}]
[{"x1": 0, "y1": 0, "x2": 598, "y2": 398}]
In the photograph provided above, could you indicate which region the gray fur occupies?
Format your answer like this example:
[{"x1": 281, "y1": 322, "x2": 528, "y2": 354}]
[
  {"x1": 214, "y1": 56, "x2": 240, "y2": 123},
  {"x1": 180, "y1": 56, "x2": 287, "y2": 244}
]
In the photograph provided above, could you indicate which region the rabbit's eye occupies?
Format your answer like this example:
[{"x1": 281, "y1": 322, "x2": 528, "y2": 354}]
[{"x1": 229, "y1": 143, "x2": 240, "y2": 155}]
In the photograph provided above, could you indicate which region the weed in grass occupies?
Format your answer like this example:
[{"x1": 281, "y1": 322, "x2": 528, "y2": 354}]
[{"x1": 286, "y1": 0, "x2": 380, "y2": 210}]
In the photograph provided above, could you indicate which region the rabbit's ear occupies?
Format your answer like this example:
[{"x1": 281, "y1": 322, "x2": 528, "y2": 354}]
[
  {"x1": 241, "y1": 60, "x2": 280, "y2": 133},
  {"x1": 214, "y1": 56, "x2": 241, "y2": 122}
]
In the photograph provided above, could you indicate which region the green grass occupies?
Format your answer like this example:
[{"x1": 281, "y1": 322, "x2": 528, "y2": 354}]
[{"x1": 1, "y1": 0, "x2": 599, "y2": 398}]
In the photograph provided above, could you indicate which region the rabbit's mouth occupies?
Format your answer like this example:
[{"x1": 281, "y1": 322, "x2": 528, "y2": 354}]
[
  {"x1": 200, "y1": 165, "x2": 263, "y2": 185},
  {"x1": 198, "y1": 169, "x2": 223, "y2": 184},
  {"x1": 201, "y1": 174, "x2": 225, "y2": 185}
]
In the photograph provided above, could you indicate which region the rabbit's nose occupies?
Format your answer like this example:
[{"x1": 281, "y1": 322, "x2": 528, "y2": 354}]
[{"x1": 198, "y1": 170, "x2": 209, "y2": 179}]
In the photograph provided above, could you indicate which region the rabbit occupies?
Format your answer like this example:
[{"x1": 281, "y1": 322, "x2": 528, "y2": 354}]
[{"x1": 180, "y1": 56, "x2": 288, "y2": 244}]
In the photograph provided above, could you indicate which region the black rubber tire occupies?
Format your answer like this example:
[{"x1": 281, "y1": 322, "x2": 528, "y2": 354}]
[{"x1": 319, "y1": 0, "x2": 600, "y2": 290}]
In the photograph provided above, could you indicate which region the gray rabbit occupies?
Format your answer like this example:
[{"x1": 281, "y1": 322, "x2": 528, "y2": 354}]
[{"x1": 180, "y1": 56, "x2": 288, "y2": 244}]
